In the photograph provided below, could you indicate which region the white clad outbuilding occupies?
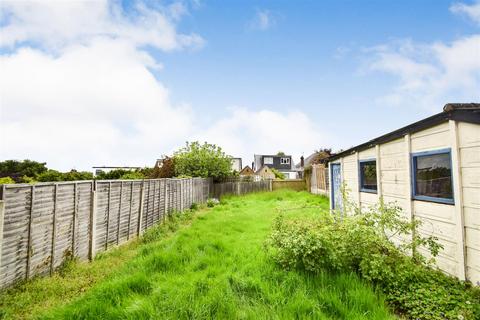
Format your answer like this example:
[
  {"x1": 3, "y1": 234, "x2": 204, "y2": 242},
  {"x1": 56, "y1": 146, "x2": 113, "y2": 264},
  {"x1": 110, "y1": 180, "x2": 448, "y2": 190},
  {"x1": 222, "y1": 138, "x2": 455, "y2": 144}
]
[{"x1": 328, "y1": 103, "x2": 480, "y2": 285}]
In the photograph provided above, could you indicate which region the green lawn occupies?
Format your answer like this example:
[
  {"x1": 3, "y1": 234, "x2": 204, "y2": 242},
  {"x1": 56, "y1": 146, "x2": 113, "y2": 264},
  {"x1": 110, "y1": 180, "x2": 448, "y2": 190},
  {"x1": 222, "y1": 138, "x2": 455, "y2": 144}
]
[{"x1": 1, "y1": 190, "x2": 395, "y2": 319}]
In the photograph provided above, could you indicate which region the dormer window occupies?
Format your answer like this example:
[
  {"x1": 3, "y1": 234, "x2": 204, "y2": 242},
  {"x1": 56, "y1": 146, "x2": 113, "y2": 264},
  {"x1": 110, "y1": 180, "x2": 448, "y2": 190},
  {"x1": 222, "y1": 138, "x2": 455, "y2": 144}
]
[
  {"x1": 280, "y1": 157, "x2": 290, "y2": 165},
  {"x1": 264, "y1": 157, "x2": 273, "y2": 164}
]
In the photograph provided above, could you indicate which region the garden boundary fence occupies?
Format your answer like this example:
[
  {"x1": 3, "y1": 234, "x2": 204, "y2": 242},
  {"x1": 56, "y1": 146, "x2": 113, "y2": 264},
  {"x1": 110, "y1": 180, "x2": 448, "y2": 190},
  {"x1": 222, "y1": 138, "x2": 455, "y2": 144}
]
[
  {"x1": 0, "y1": 178, "x2": 212, "y2": 289},
  {"x1": 211, "y1": 179, "x2": 272, "y2": 198},
  {"x1": 309, "y1": 164, "x2": 329, "y2": 196}
]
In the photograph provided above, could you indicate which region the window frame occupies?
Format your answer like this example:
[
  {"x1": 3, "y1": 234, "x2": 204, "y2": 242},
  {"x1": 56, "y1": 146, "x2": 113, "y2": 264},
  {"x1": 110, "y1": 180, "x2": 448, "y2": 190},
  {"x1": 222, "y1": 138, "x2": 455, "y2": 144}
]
[
  {"x1": 358, "y1": 158, "x2": 378, "y2": 194},
  {"x1": 411, "y1": 148, "x2": 454, "y2": 205},
  {"x1": 264, "y1": 157, "x2": 273, "y2": 165},
  {"x1": 280, "y1": 157, "x2": 290, "y2": 165}
]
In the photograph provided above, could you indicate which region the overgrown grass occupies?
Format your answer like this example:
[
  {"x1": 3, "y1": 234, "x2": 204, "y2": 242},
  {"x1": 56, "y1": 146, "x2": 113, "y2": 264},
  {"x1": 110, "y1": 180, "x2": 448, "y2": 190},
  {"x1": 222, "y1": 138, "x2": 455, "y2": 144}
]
[{"x1": 1, "y1": 190, "x2": 395, "y2": 319}]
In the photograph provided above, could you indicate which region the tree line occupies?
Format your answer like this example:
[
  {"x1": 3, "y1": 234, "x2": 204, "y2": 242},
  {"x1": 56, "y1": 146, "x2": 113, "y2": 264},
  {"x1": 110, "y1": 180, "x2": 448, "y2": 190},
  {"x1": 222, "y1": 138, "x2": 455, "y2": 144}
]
[{"x1": 0, "y1": 141, "x2": 234, "y2": 184}]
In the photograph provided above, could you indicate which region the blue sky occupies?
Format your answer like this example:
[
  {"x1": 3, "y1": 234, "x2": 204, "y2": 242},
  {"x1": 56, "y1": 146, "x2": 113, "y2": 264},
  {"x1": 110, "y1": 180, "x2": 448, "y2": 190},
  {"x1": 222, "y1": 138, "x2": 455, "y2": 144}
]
[{"x1": 1, "y1": 0, "x2": 479, "y2": 170}]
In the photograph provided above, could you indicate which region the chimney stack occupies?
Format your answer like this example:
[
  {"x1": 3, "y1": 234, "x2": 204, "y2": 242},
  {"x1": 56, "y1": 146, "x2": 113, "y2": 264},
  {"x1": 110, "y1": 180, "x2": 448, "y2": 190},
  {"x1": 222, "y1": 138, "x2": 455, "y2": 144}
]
[{"x1": 300, "y1": 156, "x2": 305, "y2": 168}]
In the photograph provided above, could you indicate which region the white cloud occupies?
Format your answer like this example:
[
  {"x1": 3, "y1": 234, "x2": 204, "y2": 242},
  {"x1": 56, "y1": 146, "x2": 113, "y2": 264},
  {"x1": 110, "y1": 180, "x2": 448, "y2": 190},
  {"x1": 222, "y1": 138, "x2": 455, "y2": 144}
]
[
  {"x1": 364, "y1": 35, "x2": 480, "y2": 110},
  {"x1": 0, "y1": 1, "x2": 321, "y2": 171},
  {"x1": 450, "y1": 1, "x2": 480, "y2": 25},
  {"x1": 196, "y1": 108, "x2": 329, "y2": 166},
  {"x1": 248, "y1": 9, "x2": 276, "y2": 31},
  {"x1": 0, "y1": 38, "x2": 196, "y2": 170},
  {"x1": 0, "y1": 0, "x2": 204, "y2": 51}
]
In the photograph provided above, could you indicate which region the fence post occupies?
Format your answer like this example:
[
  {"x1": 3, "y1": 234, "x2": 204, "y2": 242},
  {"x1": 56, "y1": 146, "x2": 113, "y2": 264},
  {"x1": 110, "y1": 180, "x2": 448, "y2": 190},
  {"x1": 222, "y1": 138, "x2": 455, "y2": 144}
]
[
  {"x1": 25, "y1": 185, "x2": 35, "y2": 280},
  {"x1": 104, "y1": 182, "x2": 112, "y2": 251},
  {"x1": 163, "y1": 179, "x2": 168, "y2": 222},
  {"x1": 72, "y1": 182, "x2": 78, "y2": 258},
  {"x1": 89, "y1": 181, "x2": 97, "y2": 261},
  {"x1": 116, "y1": 182, "x2": 123, "y2": 245},
  {"x1": 180, "y1": 179, "x2": 185, "y2": 211},
  {"x1": 50, "y1": 184, "x2": 58, "y2": 275},
  {"x1": 137, "y1": 180, "x2": 145, "y2": 236},
  {"x1": 127, "y1": 181, "x2": 134, "y2": 241},
  {"x1": 0, "y1": 185, "x2": 5, "y2": 282}
]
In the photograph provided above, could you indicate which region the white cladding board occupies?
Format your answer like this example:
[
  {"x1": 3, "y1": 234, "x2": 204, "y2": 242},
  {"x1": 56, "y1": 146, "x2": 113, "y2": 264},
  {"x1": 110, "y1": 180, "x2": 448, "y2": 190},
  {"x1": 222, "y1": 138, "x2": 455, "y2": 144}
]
[{"x1": 458, "y1": 121, "x2": 480, "y2": 285}]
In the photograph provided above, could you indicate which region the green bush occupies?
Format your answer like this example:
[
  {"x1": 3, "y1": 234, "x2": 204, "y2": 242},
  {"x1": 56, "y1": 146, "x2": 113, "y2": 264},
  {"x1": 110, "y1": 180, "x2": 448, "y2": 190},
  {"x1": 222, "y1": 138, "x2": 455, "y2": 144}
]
[
  {"x1": 266, "y1": 198, "x2": 480, "y2": 319},
  {"x1": 270, "y1": 168, "x2": 285, "y2": 179},
  {"x1": 0, "y1": 176, "x2": 15, "y2": 184}
]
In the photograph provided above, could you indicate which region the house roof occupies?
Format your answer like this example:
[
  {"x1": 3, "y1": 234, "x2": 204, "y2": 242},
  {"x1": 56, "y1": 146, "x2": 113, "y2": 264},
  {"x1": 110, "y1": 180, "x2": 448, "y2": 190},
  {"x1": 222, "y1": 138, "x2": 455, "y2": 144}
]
[
  {"x1": 255, "y1": 164, "x2": 274, "y2": 175},
  {"x1": 328, "y1": 103, "x2": 480, "y2": 162},
  {"x1": 295, "y1": 150, "x2": 332, "y2": 169},
  {"x1": 239, "y1": 165, "x2": 254, "y2": 175}
]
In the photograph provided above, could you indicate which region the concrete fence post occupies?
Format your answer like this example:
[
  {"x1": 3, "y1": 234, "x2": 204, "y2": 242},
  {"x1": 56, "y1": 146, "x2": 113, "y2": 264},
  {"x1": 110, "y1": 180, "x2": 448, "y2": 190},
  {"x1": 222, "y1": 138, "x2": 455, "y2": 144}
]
[
  {"x1": 137, "y1": 180, "x2": 145, "y2": 236},
  {"x1": 50, "y1": 184, "x2": 58, "y2": 274},
  {"x1": 89, "y1": 181, "x2": 97, "y2": 261},
  {"x1": 127, "y1": 181, "x2": 134, "y2": 241},
  {"x1": 104, "y1": 182, "x2": 112, "y2": 251},
  {"x1": 116, "y1": 182, "x2": 123, "y2": 245},
  {"x1": 72, "y1": 183, "x2": 78, "y2": 258},
  {"x1": 25, "y1": 185, "x2": 35, "y2": 280}
]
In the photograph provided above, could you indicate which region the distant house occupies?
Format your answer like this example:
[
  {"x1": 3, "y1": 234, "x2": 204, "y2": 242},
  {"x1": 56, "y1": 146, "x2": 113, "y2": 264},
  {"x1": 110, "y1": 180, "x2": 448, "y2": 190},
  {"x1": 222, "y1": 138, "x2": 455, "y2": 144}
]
[
  {"x1": 239, "y1": 165, "x2": 255, "y2": 176},
  {"x1": 231, "y1": 157, "x2": 242, "y2": 172},
  {"x1": 296, "y1": 150, "x2": 333, "y2": 178},
  {"x1": 92, "y1": 166, "x2": 141, "y2": 176},
  {"x1": 255, "y1": 164, "x2": 276, "y2": 180},
  {"x1": 253, "y1": 154, "x2": 298, "y2": 179}
]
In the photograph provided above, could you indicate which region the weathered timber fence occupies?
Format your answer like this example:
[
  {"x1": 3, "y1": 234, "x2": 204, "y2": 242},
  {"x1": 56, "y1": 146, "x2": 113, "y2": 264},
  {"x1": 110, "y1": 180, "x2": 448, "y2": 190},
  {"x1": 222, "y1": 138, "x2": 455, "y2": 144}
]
[
  {"x1": 212, "y1": 179, "x2": 272, "y2": 198},
  {"x1": 272, "y1": 179, "x2": 306, "y2": 191},
  {"x1": 0, "y1": 178, "x2": 211, "y2": 289},
  {"x1": 309, "y1": 164, "x2": 329, "y2": 196}
]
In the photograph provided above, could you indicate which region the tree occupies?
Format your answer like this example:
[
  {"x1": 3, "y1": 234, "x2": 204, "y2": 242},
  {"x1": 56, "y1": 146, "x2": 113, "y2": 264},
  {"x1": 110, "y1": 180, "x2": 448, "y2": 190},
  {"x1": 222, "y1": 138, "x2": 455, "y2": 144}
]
[
  {"x1": 276, "y1": 151, "x2": 286, "y2": 156},
  {"x1": 151, "y1": 157, "x2": 175, "y2": 178},
  {"x1": 174, "y1": 141, "x2": 232, "y2": 181},
  {"x1": 36, "y1": 170, "x2": 64, "y2": 182},
  {"x1": 95, "y1": 168, "x2": 149, "y2": 180},
  {"x1": 0, "y1": 160, "x2": 48, "y2": 182}
]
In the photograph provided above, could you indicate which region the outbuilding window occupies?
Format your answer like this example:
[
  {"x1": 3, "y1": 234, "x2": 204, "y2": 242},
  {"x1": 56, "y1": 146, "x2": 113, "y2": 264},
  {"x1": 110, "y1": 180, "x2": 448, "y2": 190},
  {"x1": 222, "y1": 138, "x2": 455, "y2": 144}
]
[
  {"x1": 359, "y1": 160, "x2": 377, "y2": 193},
  {"x1": 411, "y1": 149, "x2": 453, "y2": 204}
]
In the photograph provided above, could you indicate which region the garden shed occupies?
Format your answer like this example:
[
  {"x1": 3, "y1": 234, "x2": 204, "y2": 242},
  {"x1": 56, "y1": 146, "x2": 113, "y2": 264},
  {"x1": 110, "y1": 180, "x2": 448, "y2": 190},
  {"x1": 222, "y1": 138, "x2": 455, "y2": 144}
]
[{"x1": 328, "y1": 103, "x2": 480, "y2": 284}]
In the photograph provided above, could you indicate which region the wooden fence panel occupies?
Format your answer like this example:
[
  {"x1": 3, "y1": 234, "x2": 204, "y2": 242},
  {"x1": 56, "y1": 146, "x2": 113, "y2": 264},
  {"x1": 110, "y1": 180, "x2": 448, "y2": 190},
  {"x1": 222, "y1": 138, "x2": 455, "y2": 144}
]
[
  {"x1": 0, "y1": 177, "x2": 213, "y2": 289},
  {"x1": 52, "y1": 183, "x2": 75, "y2": 270},
  {"x1": 29, "y1": 184, "x2": 55, "y2": 277},
  {"x1": 74, "y1": 182, "x2": 93, "y2": 260},
  {"x1": 1, "y1": 186, "x2": 31, "y2": 287}
]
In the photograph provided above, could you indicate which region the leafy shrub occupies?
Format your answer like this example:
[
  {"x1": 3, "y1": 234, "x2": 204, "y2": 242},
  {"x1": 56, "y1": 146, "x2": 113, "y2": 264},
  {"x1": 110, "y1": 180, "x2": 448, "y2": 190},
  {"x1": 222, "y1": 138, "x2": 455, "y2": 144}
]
[
  {"x1": 36, "y1": 169, "x2": 94, "y2": 182},
  {"x1": 270, "y1": 168, "x2": 285, "y2": 179},
  {"x1": 265, "y1": 198, "x2": 480, "y2": 319},
  {"x1": 0, "y1": 176, "x2": 15, "y2": 184},
  {"x1": 206, "y1": 198, "x2": 219, "y2": 208}
]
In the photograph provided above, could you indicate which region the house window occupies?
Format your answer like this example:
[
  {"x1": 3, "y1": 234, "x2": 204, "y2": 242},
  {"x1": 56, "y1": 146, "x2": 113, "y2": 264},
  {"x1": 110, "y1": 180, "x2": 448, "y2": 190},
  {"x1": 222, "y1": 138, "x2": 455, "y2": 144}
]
[
  {"x1": 412, "y1": 149, "x2": 453, "y2": 204},
  {"x1": 280, "y1": 157, "x2": 290, "y2": 165},
  {"x1": 359, "y1": 160, "x2": 377, "y2": 193},
  {"x1": 264, "y1": 157, "x2": 273, "y2": 165}
]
